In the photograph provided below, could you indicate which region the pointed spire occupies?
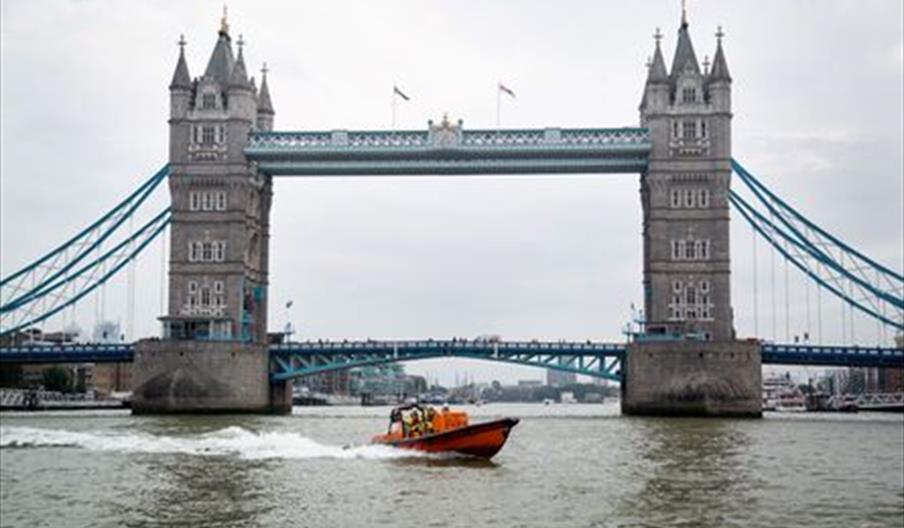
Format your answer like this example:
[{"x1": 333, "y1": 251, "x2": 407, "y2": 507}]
[
  {"x1": 257, "y1": 63, "x2": 274, "y2": 114},
  {"x1": 169, "y1": 34, "x2": 192, "y2": 90},
  {"x1": 646, "y1": 27, "x2": 669, "y2": 83},
  {"x1": 710, "y1": 26, "x2": 731, "y2": 82},
  {"x1": 229, "y1": 34, "x2": 251, "y2": 89},
  {"x1": 203, "y1": 12, "x2": 235, "y2": 86},
  {"x1": 670, "y1": 13, "x2": 700, "y2": 79}
]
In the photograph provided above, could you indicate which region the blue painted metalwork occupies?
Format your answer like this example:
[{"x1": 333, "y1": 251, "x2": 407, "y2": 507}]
[
  {"x1": 0, "y1": 210, "x2": 171, "y2": 337},
  {"x1": 0, "y1": 344, "x2": 134, "y2": 364},
  {"x1": 0, "y1": 341, "x2": 900, "y2": 370},
  {"x1": 0, "y1": 165, "x2": 169, "y2": 295},
  {"x1": 269, "y1": 339, "x2": 626, "y2": 381},
  {"x1": 732, "y1": 160, "x2": 903, "y2": 282},
  {"x1": 1, "y1": 165, "x2": 171, "y2": 337},
  {"x1": 730, "y1": 159, "x2": 903, "y2": 331},
  {"x1": 730, "y1": 190, "x2": 903, "y2": 330},
  {"x1": 245, "y1": 127, "x2": 651, "y2": 176},
  {"x1": 761, "y1": 343, "x2": 904, "y2": 368},
  {"x1": 733, "y1": 161, "x2": 902, "y2": 308}
]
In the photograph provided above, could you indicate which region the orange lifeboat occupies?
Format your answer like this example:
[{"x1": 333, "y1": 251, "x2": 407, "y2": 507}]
[{"x1": 371, "y1": 404, "x2": 519, "y2": 459}]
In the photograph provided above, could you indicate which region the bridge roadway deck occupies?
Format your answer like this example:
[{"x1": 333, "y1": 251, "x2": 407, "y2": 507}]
[{"x1": 0, "y1": 341, "x2": 901, "y2": 370}]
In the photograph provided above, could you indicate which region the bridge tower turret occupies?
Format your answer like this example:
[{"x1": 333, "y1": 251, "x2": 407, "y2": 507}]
[
  {"x1": 639, "y1": 17, "x2": 734, "y2": 341},
  {"x1": 626, "y1": 14, "x2": 761, "y2": 417},
  {"x1": 256, "y1": 64, "x2": 275, "y2": 132},
  {"x1": 160, "y1": 16, "x2": 273, "y2": 345},
  {"x1": 132, "y1": 12, "x2": 289, "y2": 414}
]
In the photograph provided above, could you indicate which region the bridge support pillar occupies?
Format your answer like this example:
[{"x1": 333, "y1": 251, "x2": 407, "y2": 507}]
[
  {"x1": 131, "y1": 339, "x2": 291, "y2": 414},
  {"x1": 621, "y1": 341, "x2": 762, "y2": 417}
]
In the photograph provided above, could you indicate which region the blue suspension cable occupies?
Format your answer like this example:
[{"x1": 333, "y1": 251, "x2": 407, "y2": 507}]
[
  {"x1": 0, "y1": 166, "x2": 170, "y2": 312},
  {"x1": 0, "y1": 165, "x2": 169, "y2": 287},
  {"x1": 0, "y1": 210, "x2": 171, "y2": 337},
  {"x1": 729, "y1": 191, "x2": 902, "y2": 330}
]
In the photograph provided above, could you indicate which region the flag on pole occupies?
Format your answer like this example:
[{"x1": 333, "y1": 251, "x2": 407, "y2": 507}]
[
  {"x1": 498, "y1": 82, "x2": 516, "y2": 98},
  {"x1": 393, "y1": 85, "x2": 411, "y2": 101}
]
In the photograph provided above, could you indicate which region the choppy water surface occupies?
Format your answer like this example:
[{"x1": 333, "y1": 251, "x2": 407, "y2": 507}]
[{"x1": 1, "y1": 403, "x2": 902, "y2": 527}]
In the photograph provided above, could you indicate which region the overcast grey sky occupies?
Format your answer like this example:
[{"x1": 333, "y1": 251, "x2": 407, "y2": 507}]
[{"x1": 1, "y1": 1, "x2": 901, "y2": 385}]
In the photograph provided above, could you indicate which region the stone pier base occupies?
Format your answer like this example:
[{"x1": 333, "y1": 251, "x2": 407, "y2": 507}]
[
  {"x1": 131, "y1": 339, "x2": 291, "y2": 415},
  {"x1": 621, "y1": 340, "x2": 762, "y2": 417}
]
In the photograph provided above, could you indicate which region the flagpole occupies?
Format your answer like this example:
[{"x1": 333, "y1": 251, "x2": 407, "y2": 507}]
[
  {"x1": 496, "y1": 82, "x2": 501, "y2": 129},
  {"x1": 391, "y1": 85, "x2": 397, "y2": 131}
]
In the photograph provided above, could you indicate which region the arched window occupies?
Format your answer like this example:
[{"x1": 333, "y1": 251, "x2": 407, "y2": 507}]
[{"x1": 202, "y1": 93, "x2": 217, "y2": 109}]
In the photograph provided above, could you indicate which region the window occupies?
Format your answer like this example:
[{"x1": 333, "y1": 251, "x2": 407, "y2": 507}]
[
  {"x1": 190, "y1": 190, "x2": 227, "y2": 212},
  {"x1": 685, "y1": 241, "x2": 696, "y2": 260},
  {"x1": 187, "y1": 280, "x2": 198, "y2": 308},
  {"x1": 672, "y1": 121, "x2": 680, "y2": 139},
  {"x1": 202, "y1": 94, "x2": 217, "y2": 109},
  {"x1": 681, "y1": 87, "x2": 697, "y2": 104},
  {"x1": 188, "y1": 240, "x2": 226, "y2": 262},
  {"x1": 681, "y1": 120, "x2": 697, "y2": 140},
  {"x1": 700, "y1": 120, "x2": 707, "y2": 138},
  {"x1": 683, "y1": 189, "x2": 696, "y2": 208},
  {"x1": 200, "y1": 286, "x2": 211, "y2": 307},
  {"x1": 671, "y1": 187, "x2": 709, "y2": 209},
  {"x1": 670, "y1": 238, "x2": 711, "y2": 261},
  {"x1": 213, "y1": 242, "x2": 225, "y2": 262},
  {"x1": 667, "y1": 279, "x2": 714, "y2": 321},
  {"x1": 217, "y1": 126, "x2": 225, "y2": 144},
  {"x1": 201, "y1": 126, "x2": 216, "y2": 145}
]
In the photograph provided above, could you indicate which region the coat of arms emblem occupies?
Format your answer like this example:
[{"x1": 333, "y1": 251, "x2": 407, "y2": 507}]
[{"x1": 428, "y1": 114, "x2": 462, "y2": 149}]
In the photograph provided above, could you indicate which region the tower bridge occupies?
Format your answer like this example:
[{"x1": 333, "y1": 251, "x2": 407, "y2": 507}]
[{"x1": 1, "y1": 9, "x2": 901, "y2": 416}]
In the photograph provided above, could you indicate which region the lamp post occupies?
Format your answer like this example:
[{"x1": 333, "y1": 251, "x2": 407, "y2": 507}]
[{"x1": 284, "y1": 300, "x2": 294, "y2": 343}]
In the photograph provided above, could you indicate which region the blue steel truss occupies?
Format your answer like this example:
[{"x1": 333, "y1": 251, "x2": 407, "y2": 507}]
[
  {"x1": 0, "y1": 341, "x2": 900, "y2": 370},
  {"x1": 245, "y1": 127, "x2": 651, "y2": 176},
  {"x1": 269, "y1": 340, "x2": 626, "y2": 382}
]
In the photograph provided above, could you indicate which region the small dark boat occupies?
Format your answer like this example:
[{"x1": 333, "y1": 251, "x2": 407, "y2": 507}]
[{"x1": 372, "y1": 404, "x2": 519, "y2": 459}]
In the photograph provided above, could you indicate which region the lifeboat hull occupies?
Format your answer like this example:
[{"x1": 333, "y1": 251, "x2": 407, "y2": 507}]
[{"x1": 374, "y1": 418, "x2": 519, "y2": 459}]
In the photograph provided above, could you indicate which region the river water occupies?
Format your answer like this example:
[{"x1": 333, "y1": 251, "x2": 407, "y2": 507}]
[{"x1": 1, "y1": 403, "x2": 902, "y2": 527}]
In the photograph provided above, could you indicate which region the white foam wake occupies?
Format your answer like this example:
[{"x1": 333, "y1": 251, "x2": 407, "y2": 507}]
[{"x1": 0, "y1": 425, "x2": 421, "y2": 460}]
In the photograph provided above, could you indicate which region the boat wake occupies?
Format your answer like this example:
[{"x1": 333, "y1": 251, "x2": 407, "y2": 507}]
[{"x1": 0, "y1": 425, "x2": 427, "y2": 461}]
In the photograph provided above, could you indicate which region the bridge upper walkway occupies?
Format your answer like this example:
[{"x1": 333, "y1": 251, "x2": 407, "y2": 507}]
[{"x1": 244, "y1": 127, "x2": 651, "y2": 176}]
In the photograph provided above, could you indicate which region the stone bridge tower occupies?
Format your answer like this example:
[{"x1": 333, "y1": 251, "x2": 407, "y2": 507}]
[
  {"x1": 624, "y1": 14, "x2": 762, "y2": 417},
  {"x1": 132, "y1": 14, "x2": 289, "y2": 414},
  {"x1": 639, "y1": 17, "x2": 733, "y2": 341}
]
